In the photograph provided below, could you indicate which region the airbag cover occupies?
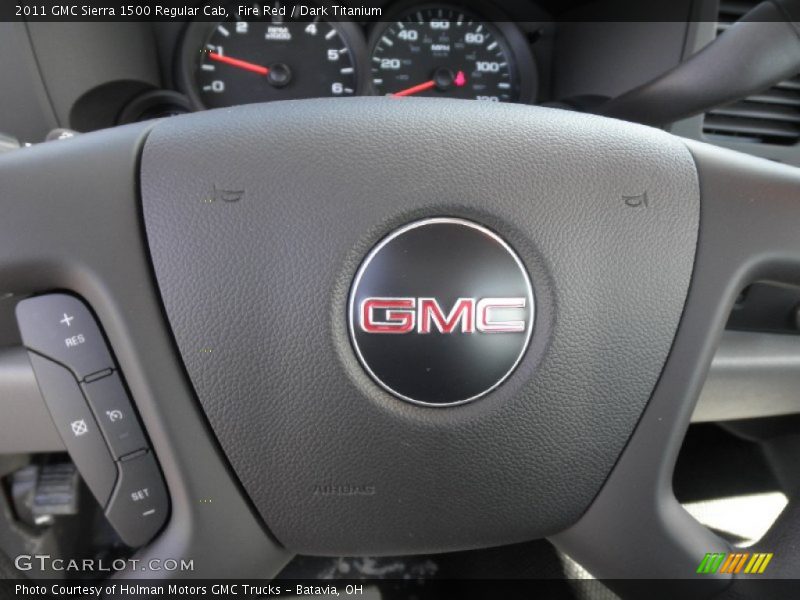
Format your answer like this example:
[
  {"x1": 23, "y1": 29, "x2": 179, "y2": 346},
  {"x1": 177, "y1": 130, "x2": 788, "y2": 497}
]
[{"x1": 140, "y1": 98, "x2": 699, "y2": 554}]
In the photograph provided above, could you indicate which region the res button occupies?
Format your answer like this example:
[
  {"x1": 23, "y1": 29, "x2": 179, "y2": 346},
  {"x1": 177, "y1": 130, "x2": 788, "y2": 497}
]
[{"x1": 16, "y1": 294, "x2": 114, "y2": 381}]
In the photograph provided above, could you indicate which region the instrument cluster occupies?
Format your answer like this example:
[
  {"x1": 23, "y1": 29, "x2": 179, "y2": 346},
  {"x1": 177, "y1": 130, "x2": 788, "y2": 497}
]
[{"x1": 176, "y1": 1, "x2": 538, "y2": 109}]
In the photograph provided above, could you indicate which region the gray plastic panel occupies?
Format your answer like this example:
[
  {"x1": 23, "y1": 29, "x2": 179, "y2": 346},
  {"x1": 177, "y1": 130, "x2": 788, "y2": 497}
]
[
  {"x1": 0, "y1": 23, "x2": 58, "y2": 143},
  {"x1": 0, "y1": 347, "x2": 63, "y2": 454},
  {"x1": 693, "y1": 331, "x2": 800, "y2": 422},
  {"x1": 25, "y1": 22, "x2": 160, "y2": 130},
  {"x1": 554, "y1": 20, "x2": 690, "y2": 100},
  {"x1": 0, "y1": 125, "x2": 289, "y2": 578},
  {"x1": 140, "y1": 98, "x2": 699, "y2": 555}
]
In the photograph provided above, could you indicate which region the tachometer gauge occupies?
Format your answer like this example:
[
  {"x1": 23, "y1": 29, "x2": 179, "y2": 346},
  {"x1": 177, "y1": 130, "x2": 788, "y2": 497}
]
[
  {"x1": 369, "y1": 4, "x2": 535, "y2": 103},
  {"x1": 179, "y1": 6, "x2": 366, "y2": 109}
]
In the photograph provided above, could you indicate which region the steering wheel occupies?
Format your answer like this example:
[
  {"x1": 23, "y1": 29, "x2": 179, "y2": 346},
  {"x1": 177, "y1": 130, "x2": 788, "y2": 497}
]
[{"x1": 3, "y1": 97, "x2": 799, "y2": 597}]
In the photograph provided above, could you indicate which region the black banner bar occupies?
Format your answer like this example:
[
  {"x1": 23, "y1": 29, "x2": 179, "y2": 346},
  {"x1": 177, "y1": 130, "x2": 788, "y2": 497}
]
[{"x1": 0, "y1": 0, "x2": 778, "y2": 22}]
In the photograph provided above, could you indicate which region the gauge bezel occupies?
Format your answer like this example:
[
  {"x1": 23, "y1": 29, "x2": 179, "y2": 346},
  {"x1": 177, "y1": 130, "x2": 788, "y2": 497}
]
[
  {"x1": 366, "y1": 1, "x2": 537, "y2": 104},
  {"x1": 176, "y1": 12, "x2": 369, "y2": 110}
]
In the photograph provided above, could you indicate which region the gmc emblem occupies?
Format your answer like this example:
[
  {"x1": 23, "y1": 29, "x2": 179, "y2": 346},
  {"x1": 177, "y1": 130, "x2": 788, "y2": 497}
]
[
  {"x1": 349, "y1": 217, "x2": 534, "y2": 406},
  {"x1": 360, "y1": 297, "x2": 527, "y2": 334}
]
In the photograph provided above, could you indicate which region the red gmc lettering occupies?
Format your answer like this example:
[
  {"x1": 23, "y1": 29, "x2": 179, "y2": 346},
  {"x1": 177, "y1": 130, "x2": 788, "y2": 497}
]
[
  {"x1": 360, "y1": 298, "x2": 526, "y2": 334},
  {"x1": 360, "y1": 298, "x2": 415, "y2": 333}
]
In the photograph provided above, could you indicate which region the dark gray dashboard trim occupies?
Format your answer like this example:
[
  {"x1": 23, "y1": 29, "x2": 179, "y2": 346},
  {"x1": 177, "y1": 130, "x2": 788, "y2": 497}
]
[{"x1": 670, "y1": 3, "x2": 800, "y2": 167}]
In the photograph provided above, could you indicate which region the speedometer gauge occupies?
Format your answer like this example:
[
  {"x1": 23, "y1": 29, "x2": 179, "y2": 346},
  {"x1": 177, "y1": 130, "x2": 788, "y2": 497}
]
[
  {"x1": 179, "y1": 5, "x2": 366, "y2": 109},
  {"x1": 368, "y1": 4, "x2": 535, "y2": 103}
]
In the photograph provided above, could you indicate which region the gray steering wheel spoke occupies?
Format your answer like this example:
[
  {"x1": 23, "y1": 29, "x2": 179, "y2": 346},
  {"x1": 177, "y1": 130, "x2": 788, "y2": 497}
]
[
  {"x1": 553, "y1": 141, "x2": 800, "y2": 593},
  {"x1": 0, "y1": 123, "x2": 290, "y2": 578}
]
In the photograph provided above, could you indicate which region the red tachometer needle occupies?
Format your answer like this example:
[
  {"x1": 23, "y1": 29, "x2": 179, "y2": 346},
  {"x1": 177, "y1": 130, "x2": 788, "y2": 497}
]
[
  {"x1": 208, "y1": 51, "x2": 269, "y2": 76},
  {"x1": 392, "y1": 80, "x2": 437, "y2": 97}
]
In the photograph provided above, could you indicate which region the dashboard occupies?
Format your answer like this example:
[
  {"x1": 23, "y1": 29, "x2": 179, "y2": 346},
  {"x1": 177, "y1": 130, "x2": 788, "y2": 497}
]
[
  {"x1": 0, "y1": 0, "x2": 680, "y2": 143},
  {"x1": 179, "y1": 2, "x2": 538, "y2": 107},
  {"x1": 1, "y1": 0, "x2": 799, "y2": 166}
]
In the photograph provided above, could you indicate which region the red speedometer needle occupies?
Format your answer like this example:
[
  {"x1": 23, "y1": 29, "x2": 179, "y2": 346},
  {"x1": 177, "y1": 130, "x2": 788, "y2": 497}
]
[
  {"x1": 391, "y1": 70, "x2": 468, "y2": 97},
  {"x1": 208, "y1": 51, "x2": 269, "y2": 76},
  {"x1": 392, "y1": 80, "x2": 437, "y2": 97}
]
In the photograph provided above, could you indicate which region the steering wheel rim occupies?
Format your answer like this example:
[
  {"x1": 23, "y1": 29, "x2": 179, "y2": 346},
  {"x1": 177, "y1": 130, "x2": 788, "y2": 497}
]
[
  {"x1": 555, "y1": 141, "x2": 800, "y2": 596},
  {"x1": 3, "y1": 98, "x2": 800, "y2": 595}
]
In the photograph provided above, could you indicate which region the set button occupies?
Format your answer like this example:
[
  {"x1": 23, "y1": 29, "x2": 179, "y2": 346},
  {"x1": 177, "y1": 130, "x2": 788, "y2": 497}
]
[{"x1": 105, "y1": 451, "x2": 168, "y2": 547}]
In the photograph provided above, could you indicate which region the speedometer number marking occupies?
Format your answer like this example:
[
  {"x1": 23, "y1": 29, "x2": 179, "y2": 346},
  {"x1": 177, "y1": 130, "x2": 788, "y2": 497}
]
[{"x1": 369, "y1": 5, "x2": 521, "y2": 102}]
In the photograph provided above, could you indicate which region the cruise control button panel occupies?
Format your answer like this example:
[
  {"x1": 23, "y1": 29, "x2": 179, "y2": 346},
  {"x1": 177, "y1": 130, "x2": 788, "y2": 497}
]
[
  {"x1": 17, "y1": 293, "x2": 169, "y2": 547},
  {"x1": 105, "y1": 451, "x2": 168, "y2": 547},
  {"x1": 16, "y1": 294, "x2": 114, "y2": 381},
  {"x1": 82, "y1": 374, "x2": 147, "y2": 460}
]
